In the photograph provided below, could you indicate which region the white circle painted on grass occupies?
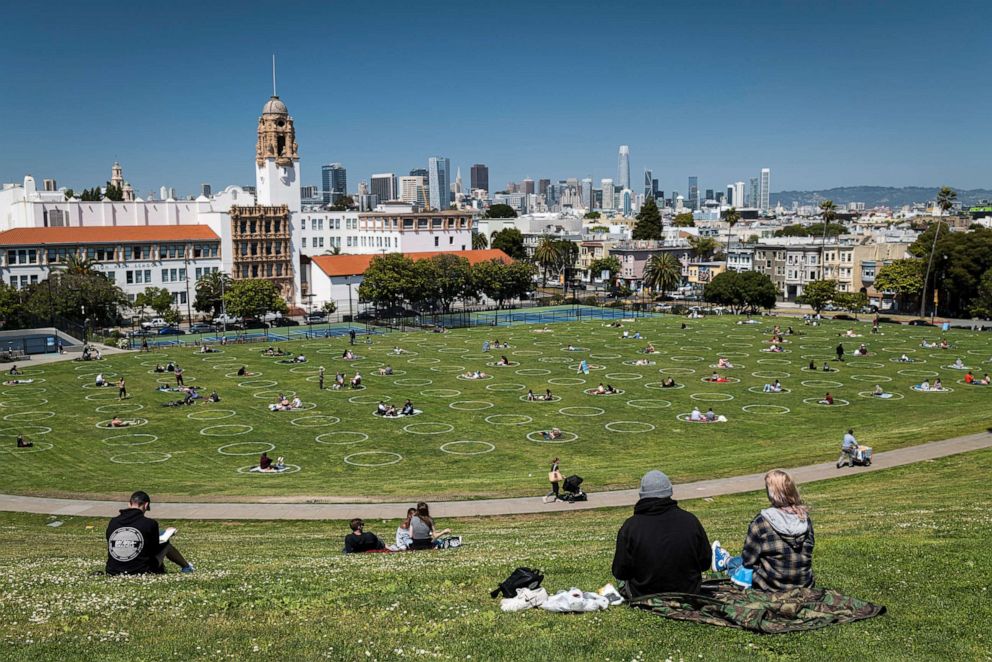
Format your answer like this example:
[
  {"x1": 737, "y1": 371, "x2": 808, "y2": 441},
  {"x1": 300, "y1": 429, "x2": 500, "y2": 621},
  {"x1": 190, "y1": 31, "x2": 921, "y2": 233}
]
[
  {"x1": 518, "y1": 394, "x2": 562, "y2": 402},
  {"x1": 237, "y1": 379, "x2": 277, "y2": 389},
  {"x1": 187, "y1": 408, "x2": 237, "y2": 421},
  {"x1": 547, "y1": 377, "x2": 586, "y2": 386},
  {"x1": 344, "y1": 451, "x2": 403, "y2": 467},
  {"x1": 670, "y1": 355, "x2": 705, "y2": 362},
  {"x1": 237, "y1": 464, "x2": 301, "y2": 475},
  {"x1": 910, "y1": 386, "x2": 954, "y2": 393},
  {"x1": 218, "y1": 441, "x2": 275, "y2": 456},
  {"x1": 644, "y1": 382, "x2": 685, "y2": 390},
  {"x1": 345, "y1": 395, "x2": 384, "y2": 406},
  {"x1": 0, "y1": 426, "x2": 51, "y2": 438},
  {"x1": 290, "y1": 415, "x2": 340, "y2": 428},
  {"x1": 539, "y1": 357, "x2": 573, "y2": 364},
  {"x1": 486, "y1": 383, "x2": 526, "y2": 391},
  {"x1": 403, "y1": 422, "x2": 454, "y2": 435},
  {"x1": 889, "y1": 357, "x2": 926, "y2": 364},
  {"x1": 457, "y1": 373, "x2": 494, "y2": 381},
  {"x1": 689, "y1": 393, "x2": 735, "y2": 402},
  {"x1": 700, "y1": 377, "x2": 741, "y2": 384},
  {"x1": 2, "y1": 410, "x2": 56, "y2": 421},
  {"x1": 516, "y1": 368, "x2": 551, "y2": 376},
  {"x1": 848, "y1": 361, "x2": 884, "y2": 369},
  {"x1": 604, "y1": 420, "x2": 655, "y2": 433},
  {"x1": 438, "y1": 347, "x2": 469, "y2": 354},
  {"x1": 370, "y1": 369, "x2": 406, "y2": 377},
  {"x1": 394, "y1": 378, "x2": 432, "y2": 387},
  {"x1": 440, "y1": 441, "x2": 495, "y2": 455},
  {"x1": 431, "y1": 365, "x2": 466, "y2": 373},
  {"x1": 484, "y1": 414, "x2": 533, "y2": 426},
  {"x1": 96, "y1": 418, "x2": 147, "y2": 429},
  {"x1": 605, "y1": 372, "x2": 643, "y2": 381},
  {"x1": 315, "y1": 431, "x2": 369, "y2": 445},
  {"x1": 741, "y1": 404, "x2": 791, "y2": 415},
  {"x1": 83, "y1": 392, "x2": 117, "y2": 401},
  {"x1": 0, "y1": 441, "x2": 53, "y2": 454},
  {"x1": 716, "y1": 352, "x2": 750, "y2": 358},
  {"x1": 676, "y1": 413, "x2": 728, "y2": 423},
  {"x1": 751, "y1": 371, "x2": 791, "y2": 379},
  {"x1": 757, "y1": 358, "x2": 792, "y2": 366},
  {"x1": 420, "y1": 388, "x2": 461, "y2": 398},
  {"x1": 802, "y1": 398, "x2": 850, "y2": 407},
  {"x1": 882, "y1": 347, "x2": 917, "y2": 353},
  {"x1": 623, "y1": 360, "x2": 656, "y2": 367},
  {"x1": 851, "y1": 374, "x2": 892, "y2": 382},
  {"x1": 801, "y1": 380, "x2": 844, "y2": 388},
  {"x1": 200, "y1": 424, "x2": 253, "y2": 436},
  {"x1": 110, "y1": 451, "x2": 172, "y2": 464},
  {"x1": 526, "y1": 430, "x2": 578, "y2": 444},
  {"x1": 589, "y1": 353, "x2": 622, "y2": 360},
  {"x1": 626, "y1": 397, "x2": 672, "y2": 410},
  {"x1": 253, "y1": 390, "x2": 296, "y2": 400},
  {"x1": 746, "y1": 386, "x2": 791, "y2": 395},
  {"x1": 513, "y1": 350, "x2": 543, "y2": 356},
  {"x1": 407, "y1": 357, "x2": 440, "y2": 365},
  {"x1": 448, "y1": 400, "x2": 494, "y2": 411},
  {"x1": 95, "y1": 403, "x2": 145, "y2": 414},
  {"x1": 560, "y1": 346, "x2": 588, "y2": 353},
  {"x1": 857, "y1": 391, "x2": 905, "y2": 400},
  {"x1": 559, "y1": 406, "x2": 605, "y2": 417},
  {"x1": 658, "y1": 367, "x2": 696, "y2": 375},
  {"x1": 898, "y1": 369, "x2": 939, "y2": 378}
]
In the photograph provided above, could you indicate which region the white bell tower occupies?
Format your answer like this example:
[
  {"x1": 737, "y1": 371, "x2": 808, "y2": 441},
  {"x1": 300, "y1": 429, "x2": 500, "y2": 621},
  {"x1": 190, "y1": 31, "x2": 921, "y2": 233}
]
[{"x1": 255, "y1": 60, "x2": 300, "y2": 212}]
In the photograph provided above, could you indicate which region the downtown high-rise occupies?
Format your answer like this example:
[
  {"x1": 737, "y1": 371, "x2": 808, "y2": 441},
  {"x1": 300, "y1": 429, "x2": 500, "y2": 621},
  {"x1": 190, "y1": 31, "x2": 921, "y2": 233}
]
[
  {"x1": 470, "y1": 164, "x2": 489, "y2": 193},
  {"x1": 617, "y1": 145, "x2": 630, "y2": 190},
  {"x1": 688, "y1": 176, "x2": 699, "y2": 211},
  {"x1": 428, "y1": 156, "x2": 451, "y2": 211},
  {"x1": 759, "y1": 168, "x2": 771, "y2": 211},
  {"x1": 370, "y1": 173, "x2": 397, "y2": 204},
  {"x1": 321, "y1": 163, "x2": 347, "y2": 204}
]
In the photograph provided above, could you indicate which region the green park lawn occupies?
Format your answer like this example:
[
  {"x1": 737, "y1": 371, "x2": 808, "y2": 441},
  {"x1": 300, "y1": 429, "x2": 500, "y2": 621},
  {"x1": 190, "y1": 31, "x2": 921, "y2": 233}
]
[
  {"x1": 1, "y1": 449, "x2": 990, "y2": 660},
  {"x1": 1, "y1": 314, "x2": 991, "y2": 500}
]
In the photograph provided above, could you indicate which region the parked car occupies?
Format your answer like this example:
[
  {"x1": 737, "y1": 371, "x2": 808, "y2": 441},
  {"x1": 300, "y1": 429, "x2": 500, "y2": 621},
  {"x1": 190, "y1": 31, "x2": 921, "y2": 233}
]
[
  {"x1": 242, "y1": 319, "x2": 269, "y2": 330},
  {"x1": 141, "y1": 317, "x2": 169, "y2": 330},
  {"x1": 158, "y1": 327, "x2": 187, "y2": 336},
  {"x1": 189, "y1": 323, "x2": 215, "y2": 334},
  {"x1": 211, "y1": 314, "x2": 242, "y2": 327},
  {"x1": 305, "y1": 312, "x2": 327, "y2": 324},
  {"x1": 907, "y1": 319, "x2": 935, "y2": 326},
  {"x1": 128, "y1": 329, "x2": 151, "y2": 337},
  {"x1": 271, "y1": 317, "x2": 300, "y2": 327}
]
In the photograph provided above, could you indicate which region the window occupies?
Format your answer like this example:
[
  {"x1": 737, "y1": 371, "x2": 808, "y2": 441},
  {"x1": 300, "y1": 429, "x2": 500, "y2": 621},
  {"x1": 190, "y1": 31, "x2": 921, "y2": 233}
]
[
  {"x1": 180, "y1": 291, "x2": 187, "y2": 304},
  {"x1": 449, "y1": 236, "x2": 454, "y2": 245},
  {"x1": 317, "y1": 237, "x2": 324, "y2": 248},
  {"x1": 302, "y1": 237, "x2": 307, "y2": 248},
  {"x1": 434, "y1": 237, "x2": 439, "y2": 247},
  {"x1": 301, "y1": 219, "x2": 306, "y2": 231},
  {"x1": 6, "y1": 249, "x2": 38, "y2": 265}
]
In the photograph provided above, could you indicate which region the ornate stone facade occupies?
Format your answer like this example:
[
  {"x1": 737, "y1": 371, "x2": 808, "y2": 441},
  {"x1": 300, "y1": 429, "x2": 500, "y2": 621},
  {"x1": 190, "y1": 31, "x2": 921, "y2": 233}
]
[
  {"x1": 255, "y1": 96, "x2": 298, "y2": 167},
  {"x1": 229, "y1": 205, "x2": 295, "y2": 301}
]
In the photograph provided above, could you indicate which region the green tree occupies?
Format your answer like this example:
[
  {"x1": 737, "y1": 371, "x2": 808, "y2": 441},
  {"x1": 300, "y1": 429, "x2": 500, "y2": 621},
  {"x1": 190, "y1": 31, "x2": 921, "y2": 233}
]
[
  {"x1": 583, "y1": 211, "x2": 601, "y2": 220},
  {"x1": 321, "y1": 300, "x2": 338, "y2": 315},
  {"x1": 642, "y1": 253, "x2": 682, "y2": 298},
  {"x1": 417, "y1": 254, "x2": 474, "y2": 313},
  {"x1": 104, "y1": 181, "x2": 124, "y2": 202},
  {"x1": 484, "y1": 204, "x2": 518, "y2": 219},
  {"x1": 588, "y1": 226, "x2": 609, "y2": 233},
  {"x1": 588, "y1": 256, "x2": 622, "y2": 281},
  {"x1": 135, "y1": 287, "x2": 174, "y2": 317},
  {"x1": 490, "y1": 227, "x2": 527, "y2": 260},
  {"x1": 631, "y1": 197, "x2": 662, "y2": 240},
  {"x1": 357, "y1": 253, "x2": 416, "y2": 311},
  {"x1": 688, "y1": 235, "x2": 719, "y2": 260},
  {"x1": 62, "y1": 253, "x2": 96, "y2": 275},
  {"x1": 0, "y1": 282, "x2": 23, "y2": 328},
  {"x1": 63, "y1": 188, "x2": 75, "y2": 201},
  {"x1": 21, "y1": 271, "x2": 127, "y2": 328},
  {"x1": 223, "y1": 279, "x2": 289, "y2": 320},
  {"x1": 553, "y1": 239, "x2": 579, "y2": 278},
  {"x1": 194, "y1": 271, "x2": 232, "y2": 317},
  {"x1": 328, "y1": 195, "x2": 355, "y2": 211},
  {"x1": 702, "y1": 270, "x2": 777, "y2": 314},
  {"x1": 472, "y1": 259, "x2": 535, "y2": 309},
  {"x1": 672, "y1": 212, "x2": 695, "y2": 227},
  {"x1": 774, "y1": 222, "x2": 846, "y2": 238},
  {"x1": 833, "y1": 290, "x2": 869, "y2": 313},
  {"x1": 795, "y1": 279, "x2": 838, "y2": 314},
  {"x1": 874, "y1": 258, "x2": 925, "y2": 305},
  {"x1": 471, "y1": 232, "x2": 488, "y2": 250},
  {"x1": 533, "y1": 237, "x2": 560, "y2": 287},
  {"x1": 970, "y1": 268, "x2": 992, "y2": 319}
]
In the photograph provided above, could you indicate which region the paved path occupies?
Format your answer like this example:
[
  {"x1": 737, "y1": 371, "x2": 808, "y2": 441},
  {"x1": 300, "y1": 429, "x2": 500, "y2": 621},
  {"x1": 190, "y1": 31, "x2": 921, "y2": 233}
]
[{"x1": 2, "y1": 431, "x2": 989, "y2": 521}]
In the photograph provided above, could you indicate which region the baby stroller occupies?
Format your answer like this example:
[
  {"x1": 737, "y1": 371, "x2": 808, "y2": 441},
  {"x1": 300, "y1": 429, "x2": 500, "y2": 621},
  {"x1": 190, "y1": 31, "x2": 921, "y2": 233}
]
[
  {"x1": 560, "y1": 475, "x2": 587, "y2": 503},
  {"x1": 853, "y1": 446, "x2": 873, "y2": 466}
]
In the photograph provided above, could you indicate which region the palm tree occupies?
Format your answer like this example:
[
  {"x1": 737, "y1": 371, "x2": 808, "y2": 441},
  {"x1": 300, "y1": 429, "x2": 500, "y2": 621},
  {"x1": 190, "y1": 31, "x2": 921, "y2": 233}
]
[
  {"x1": 688, "y1": 236, "x2": 719, "y2": 261},
  {"x1": 533, "y1": 237, "x2": 560, "y2": 287},
  {"x1": 63, "y1": 252, "x2": 96, "y2": 275},
  {"x1": 194, "y1": 270, "x2": 232, "y2": 316},
  {"x1": 723, "y1": 207, "x2": 740, "y2": 265},
  {"x1": 472, "y1": 232, "x2": 488, "y2": 250},
  {"x1": 818, "y1": 199, "x2": 837, "y2": 279},
  {"x1": 642, "y1": 253, "x2": 682, "y2": 299},
  {"x1": 322, "y1": 245, "x2": 342, "y2": 256},
  {"x1": 919, "y1": 186, "x2": 957, "y2": 317}
]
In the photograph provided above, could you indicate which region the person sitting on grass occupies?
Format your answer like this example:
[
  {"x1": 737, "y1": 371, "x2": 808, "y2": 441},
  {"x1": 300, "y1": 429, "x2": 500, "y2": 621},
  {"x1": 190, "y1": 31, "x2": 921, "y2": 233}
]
[
  {"x1": 933, "y1": 377, "x2": 943, "y2": 391},
  {"x1": 154, "y1": 364, "x2": 166, "y2": 373},
  {"x1": 342, "y1": 349, "x2": 355, "y2": 360},
  {"x1": 855, "y1": 343, "x2": 869, "y2": 356},
  {"x1": 705, "y1": 407, "x2": 717, "y2": 422},
  {"x1": 542, "y1": 427, "x2": 563, "y2": 440},
  {"x1": 873, "y1": 384, "x2": 885, "y2": 397},
  {"x1": 205, "y1": 391, "x2": 220, "y2": 403},
  {"x1": 344, "y1": 518, "x2": 386, "y2": 553},
  {"x1": 980, "y1": 373, "x2": 992, "y2": 386},
  {"x1": 633, "y1": 358, "x2": 651, "y2": 366},
  {"x1": 16, "y1": 433, "x2": 33, "y2": 448},
  {"x1": 819, "y1": 392, "x2": 834, "y2": 405},
  {"x1": 409, "y1": 502, "x2": 452, "y2": 551},
  {"x1": 763, "y1": 380, "x2": 782, "y2": 393},
  {"x1": 920, "y1": 339, "x2": 935, "y2": 349},
  {"x1": 612, "y1": 470, "x2": 711, "y2": 599},
  {"x1": 236, "y1": 366, "x2": 256, "y2": 377},
  {"x1": 290, "y1": 396, "x2": 303, "y2": 409},
  {"x1": 390, "y1": 508, "x2": 417, "y2": 551},
  {"x1": 567, "y1": 344, "x2": 576, "y2": 351},
  {"x1": 898, "y1": 354, "x2": 912, "y2": 363},
  {"x1": 645, "y1": 343, "x2": 657, "y2": 354},
  {"x1": 269, "y1": 395, "x2": 292, "y2": 411},
  {"x1": 662, "y1": 377, "x2": 677, "y2": 388},
  {"x1": 377, "y1": 401, "x2": 389, "y2": 416},
  {"x1": 95, "y1": 373, "x2": 106, "y2": 387},
  {"x1": 952, "y1": 358, "x2": 966, "y2": 369},
  {"x1": 378, "y1": 365, "x2": 394, "y2": 376},
  {"x1": 689, "y1": 406, "x2": 702, "y2": 422},
  {"x1": 8, "y1": 365, "x2": 21, "y2": 375},
  {"x1": 708, "y1": 371, "x2": 728, "y2": 383},
  {"x1": 106, "y1": 490, "x2": 194, "y2": 576},
  {"x1": 392, "y1": 346, "x2": 405, "y2": 355},
  {"x1": 544, "y1": 388, "x2": 554, "y2": 401},
  {"x1": 710, "y1": 469, "x2": 814, "y2": 591},
  {"x1": 965, "y1": 371, "x2": 974, "y2": 384},
  {"x1": 717, "y1": 357, "x2": 733, "y2": 369},
  {"x1": 527, "y1": 389, "x2": 537, "y2": 401},
  {"x1": 822, "y1": 362, "x2": 835, "y2": 372},
  {"x1": 333, "y1": 372, "x2": 345, "y2": 389},
  {"x1": 401, "y1": 399, "x2": 415, "y2": 416},
  {"x1": 940, "y1": 339, "x2": 949, "y2": 350},
  {"x1": 350, "y1": 372, "x2": 362, "y2": 388},
  {"x1": 596, "y1": 383, "x2": 607, "y2": 394}
]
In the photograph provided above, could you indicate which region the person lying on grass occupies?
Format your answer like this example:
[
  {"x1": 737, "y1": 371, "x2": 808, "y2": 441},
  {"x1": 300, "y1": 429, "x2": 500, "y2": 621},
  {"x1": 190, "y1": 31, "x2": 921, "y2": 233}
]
[
  {"x1": 710, "y1": 469, "x2": 814, "y2": 591},
  {"x1": 763, "y1": 380, "x2": 782, "y2": 393},
  {"x1": 344, "y1": 518, "x2": 386, "y2": 553},
  {"x1": 106, "y1": 490, "x2": 193, "y2": 576},
  {"x1": 462, "y1": 370, "x2": 488, "y2": 380},
  {"x1": 717, "y1": 357, "x2": 733, "y2": 368},
  {"x1": 542, "y1": 427, "x2": 563, "y2": 440}
]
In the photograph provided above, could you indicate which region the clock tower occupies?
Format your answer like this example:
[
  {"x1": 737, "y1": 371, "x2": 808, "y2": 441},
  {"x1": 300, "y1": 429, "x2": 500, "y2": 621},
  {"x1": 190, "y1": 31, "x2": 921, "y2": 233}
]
[{"x1": 255, "y1": 95, "x2": 300, "y2": 213}]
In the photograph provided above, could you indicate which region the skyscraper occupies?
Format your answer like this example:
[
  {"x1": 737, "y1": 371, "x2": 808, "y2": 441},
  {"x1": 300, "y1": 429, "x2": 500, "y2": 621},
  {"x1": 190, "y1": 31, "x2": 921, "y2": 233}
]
[
  {"x1": 688, "y1": 176, "x2": 699, "y2": 211},
  {"x1": 321, "y1": 163, "x2": 347, "y2": 204},
  {"x1": 470, "y1": 164, "x2": 489, "y2": 193},
  {"x1": 759, "y1": 168, "x2": 771, "y2": 211},
  {"x1": 521, "y1": 178, "x2": 535, "y2": 195},
  {"x1": 644, "y1": 169, "x2": 653, "y2": 199},
  {"x1": 705, "y1": 189, "x2": 714, "y2": 203},
  {"x1": 370, "y1": 173, "x2": 397, "y2": 203},
  {"x1": 409, "y1": 167, "x2": 428, "y2": 179},
  {"x1": 748, "y1": 178, "x2": 759, "y2": 208},
  {"x1": 733, "y1": 181, "x2": 746, "y2": 208},
  {"x1": 617, "y1": 145, "x2": 630, "y2": 190},
  {"x1": 398, "y1": 176, "x2": 426, "y2": 206},
  {"x1": 601, "y1": 178, "x2": 615, "y2": 210},
  {"x1": 428, "y1": 156, "x2": 451, "y2": 211},
  {"x1": 580, "y1": 178, "x2": 592, "y2": 209}
]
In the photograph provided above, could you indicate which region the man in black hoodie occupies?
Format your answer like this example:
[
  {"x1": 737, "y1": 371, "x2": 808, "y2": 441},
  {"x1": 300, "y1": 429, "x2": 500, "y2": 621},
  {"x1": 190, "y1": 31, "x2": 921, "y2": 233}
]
[
  {"x1": 106, "y1": 491, "x2": 194, "y2": 575},
  {"x1": 612, "y1": 470, "x2": 711, "y2": 598}
]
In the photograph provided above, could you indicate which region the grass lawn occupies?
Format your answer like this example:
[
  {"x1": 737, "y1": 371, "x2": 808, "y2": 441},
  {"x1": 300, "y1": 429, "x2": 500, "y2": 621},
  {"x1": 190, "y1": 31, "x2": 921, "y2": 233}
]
[
  {"x1": 1, "y1": 450, "x2": 990, "y2": 660},
  {"x1": 2, "y1": 314, "x2": 991, "y2": 500}
]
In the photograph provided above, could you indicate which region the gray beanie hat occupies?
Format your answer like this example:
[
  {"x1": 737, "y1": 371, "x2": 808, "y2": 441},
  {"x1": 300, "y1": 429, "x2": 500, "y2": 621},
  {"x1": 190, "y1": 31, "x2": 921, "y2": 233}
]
[{"x1": 639, "y1": 470, "x2": 673, "y2": 499}]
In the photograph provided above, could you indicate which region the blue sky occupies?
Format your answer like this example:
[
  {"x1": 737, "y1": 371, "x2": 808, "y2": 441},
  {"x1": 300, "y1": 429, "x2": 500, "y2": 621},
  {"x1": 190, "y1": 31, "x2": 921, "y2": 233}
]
[{"x1": 1, "y1": 0, "x2": 990, "y2": 197}]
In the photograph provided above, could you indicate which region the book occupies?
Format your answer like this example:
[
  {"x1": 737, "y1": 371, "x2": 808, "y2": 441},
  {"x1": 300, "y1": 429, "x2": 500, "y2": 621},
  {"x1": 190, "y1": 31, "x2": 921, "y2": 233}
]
[{"x1": 159, "y1": 527, "x2": 177, "y2": 544}]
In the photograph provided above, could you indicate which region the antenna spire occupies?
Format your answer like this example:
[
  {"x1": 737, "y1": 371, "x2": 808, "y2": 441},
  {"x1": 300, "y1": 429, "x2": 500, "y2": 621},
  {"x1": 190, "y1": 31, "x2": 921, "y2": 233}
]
[{"x1": 271, "y1": 54, "x2": 277, "y2": 97}]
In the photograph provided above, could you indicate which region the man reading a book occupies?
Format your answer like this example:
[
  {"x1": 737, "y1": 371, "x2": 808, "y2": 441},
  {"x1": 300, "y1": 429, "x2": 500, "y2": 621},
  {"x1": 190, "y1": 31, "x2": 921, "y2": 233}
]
[{"x1": 106, "y1": 491, "x2": 194, "y2": 575}]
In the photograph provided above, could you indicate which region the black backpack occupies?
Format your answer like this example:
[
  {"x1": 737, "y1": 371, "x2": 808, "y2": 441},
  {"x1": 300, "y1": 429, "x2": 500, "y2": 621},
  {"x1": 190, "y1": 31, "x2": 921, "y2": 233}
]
[{"x1": 490, "y1": 567, "x2": 544, "y2": 598}]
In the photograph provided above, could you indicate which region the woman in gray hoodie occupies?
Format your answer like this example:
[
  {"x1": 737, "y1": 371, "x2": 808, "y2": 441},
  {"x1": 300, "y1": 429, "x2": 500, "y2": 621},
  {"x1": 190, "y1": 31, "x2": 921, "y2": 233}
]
[{"x1": 710, "y1": 469, "x2": 814, "y2": 591}]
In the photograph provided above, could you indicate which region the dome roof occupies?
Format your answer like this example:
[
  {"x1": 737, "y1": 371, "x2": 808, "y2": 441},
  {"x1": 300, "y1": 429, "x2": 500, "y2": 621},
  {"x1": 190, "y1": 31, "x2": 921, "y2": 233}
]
[{"x1": 262, "y1": 96, "x2": 288, "y2": 114}]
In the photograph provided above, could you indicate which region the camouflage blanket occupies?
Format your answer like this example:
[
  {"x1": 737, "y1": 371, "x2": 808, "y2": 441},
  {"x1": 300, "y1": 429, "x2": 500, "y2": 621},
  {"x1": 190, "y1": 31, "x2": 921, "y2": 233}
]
[{"x1": 629, "y1": 580, "x2": 885, "y2": 634}]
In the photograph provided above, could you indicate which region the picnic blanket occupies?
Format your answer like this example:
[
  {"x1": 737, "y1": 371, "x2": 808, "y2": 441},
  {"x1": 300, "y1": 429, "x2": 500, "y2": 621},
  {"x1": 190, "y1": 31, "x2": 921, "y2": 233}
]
[{"x1": 630, "y1": 580, "x2": 885, "y2": 634}]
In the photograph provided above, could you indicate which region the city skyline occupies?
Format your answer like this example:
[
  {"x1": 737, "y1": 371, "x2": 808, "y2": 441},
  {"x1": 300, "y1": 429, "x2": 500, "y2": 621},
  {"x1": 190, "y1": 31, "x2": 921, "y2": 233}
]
[{"x1": 1, "y1": 1, "x2": 990, "y2": 196}]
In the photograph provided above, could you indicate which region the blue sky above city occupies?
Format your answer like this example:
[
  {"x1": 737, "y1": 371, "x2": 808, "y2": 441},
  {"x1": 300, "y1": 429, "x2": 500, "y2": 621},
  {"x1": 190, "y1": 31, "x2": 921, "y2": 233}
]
[{"x1": 1, "y1": 0, "x2": 990, "y2": 197}]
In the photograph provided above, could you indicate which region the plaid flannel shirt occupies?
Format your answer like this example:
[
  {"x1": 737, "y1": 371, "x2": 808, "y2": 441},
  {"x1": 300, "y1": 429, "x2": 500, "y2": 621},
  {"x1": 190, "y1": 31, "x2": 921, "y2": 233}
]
[{"x1": 740, "y1": 514, "x2": 815, "y2": 591}]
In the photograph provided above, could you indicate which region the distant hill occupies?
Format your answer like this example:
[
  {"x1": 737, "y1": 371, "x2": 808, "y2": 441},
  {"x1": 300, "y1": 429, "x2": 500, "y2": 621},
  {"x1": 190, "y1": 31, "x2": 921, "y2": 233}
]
[{"x1": 771, "y1": 186, "x2": 992, "y2": 209}]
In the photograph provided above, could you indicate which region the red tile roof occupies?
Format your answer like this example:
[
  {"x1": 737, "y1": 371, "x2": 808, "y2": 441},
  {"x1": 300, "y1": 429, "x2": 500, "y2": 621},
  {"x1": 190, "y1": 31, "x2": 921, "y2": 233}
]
[
  {"x1": 0, "y1": 225, "x2": 220, "y2": 245},
  {"x1": 311, "y1": 249, "x2": 512, "y2": 277}
]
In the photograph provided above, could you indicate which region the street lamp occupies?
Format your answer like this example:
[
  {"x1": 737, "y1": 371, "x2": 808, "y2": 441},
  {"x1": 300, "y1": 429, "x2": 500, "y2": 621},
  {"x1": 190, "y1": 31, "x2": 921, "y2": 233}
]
[
  {"x1": 184, "y1": 255, "x2": 193, "y2": 329},
  {"x1": 305, "y1": 293, "x2": 315, "y2": 338}
]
